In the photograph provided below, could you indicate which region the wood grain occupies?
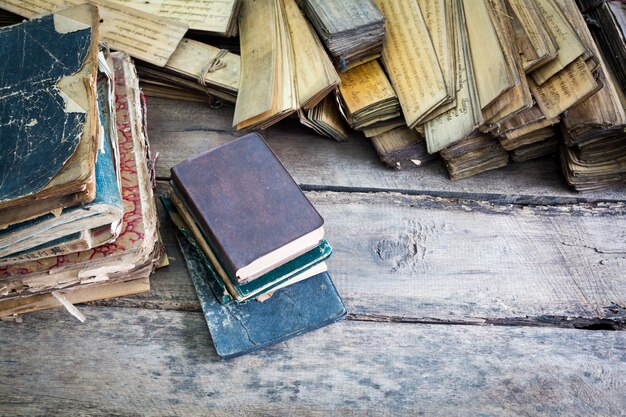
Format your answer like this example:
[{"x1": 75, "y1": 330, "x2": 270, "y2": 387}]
[
  {"x1": 146, "y1": 98, "x2": 626, "y2": 204},
  {"x1": 1, "y1": 306, "x2": 624, "y2": 416},
  {"x1": 100, "y1": 184, "x2": 626, "y2": 328}
]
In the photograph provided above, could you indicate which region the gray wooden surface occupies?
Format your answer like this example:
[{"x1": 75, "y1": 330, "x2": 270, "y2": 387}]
[{"x1": 1, "y1": 98, "x2": 625, "y2": 416}]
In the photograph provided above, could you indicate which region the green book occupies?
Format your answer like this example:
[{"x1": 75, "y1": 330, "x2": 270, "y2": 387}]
[{"x1": 161, "y1": 195, "x2": 332, "y2": 303}]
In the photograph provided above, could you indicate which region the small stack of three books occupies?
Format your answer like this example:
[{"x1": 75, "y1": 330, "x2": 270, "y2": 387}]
[{"x1": 164, "y1": 133, "x2": 346, "y2": 358}]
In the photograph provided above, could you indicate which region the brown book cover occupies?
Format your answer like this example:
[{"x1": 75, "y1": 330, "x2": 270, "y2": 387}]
[{"x1": 171, "y1": 133, "x2": 324, "y2": 282}]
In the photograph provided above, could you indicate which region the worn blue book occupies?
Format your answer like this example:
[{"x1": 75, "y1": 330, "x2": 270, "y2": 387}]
[
  {"x1": 162, "y1": 194, "x2": 331, "y2": 303},
  {"x1": 0, "y1": 5, "x2": 100, "y2": 228},
  {"x1": 176, "y1": 228, "x2": 347, "y2": 359},
  {"x1": 0, "y1": 69, "x2": 123, "y2": 263}
]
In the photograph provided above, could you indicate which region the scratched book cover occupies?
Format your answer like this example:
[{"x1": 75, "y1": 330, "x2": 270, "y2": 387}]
[
  {"x1": 176, "y1": 227, "x2": 346, "y2": 359},
  {"x1": 0, "y1": 53, "x2": 160, "y2": 295},
  {"x1": 0, "y1": 72, "x2": 124, "y2": 262},
  {"x1": 0, "y1": 6, "x2": 100, "y2": 225}
]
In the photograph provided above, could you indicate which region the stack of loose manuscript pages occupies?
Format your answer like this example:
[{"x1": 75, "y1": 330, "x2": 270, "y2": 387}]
[
  {"x1": 3, "y1": 0, "x2": 622, "y2": 191},
  {"x1": 3, "y1": 0, "x2": 621, "y2": 191},
  {"x1": 233, "y1": 0, "x2": 626, "y2": 190},
  {"x1": 1, "y1": 0, "x2": 624, "y2": 192}
]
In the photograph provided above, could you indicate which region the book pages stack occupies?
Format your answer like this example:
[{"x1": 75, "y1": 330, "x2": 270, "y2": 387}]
[
  {"x1": 233, "y1": 0, "x2": 339, "y2": 130},
  {"x1": 370, "y1": 127, "x2": 437, "y2": 170},
  {"x1": 166, "y1": 133, "x2": 346, "y2": 357},
  {"x1": 302, "y1": 0, "x2": 385, "y2": 71},
  {"x1": 0, "y1": 10, "x2": 163, "y2": 318}
]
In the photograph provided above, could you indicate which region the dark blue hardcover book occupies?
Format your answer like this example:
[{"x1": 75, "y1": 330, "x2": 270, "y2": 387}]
[
  {"x1": 0, "y1": 71, "x2": 123, "y2": 260},
  {"x1": 175, "y1": 229, "x2": 347, "y2": 359},
  {"x1": 0, "y1": 9, "x2": 95, "y2": 203}
]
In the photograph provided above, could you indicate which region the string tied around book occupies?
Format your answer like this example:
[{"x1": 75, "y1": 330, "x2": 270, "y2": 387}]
[
  {"x1": 197, "y1": 49, "x2": 229, "y2": 109},
  {"x1": 197, "y1": 49, "x2": 229, "y2": 87}
]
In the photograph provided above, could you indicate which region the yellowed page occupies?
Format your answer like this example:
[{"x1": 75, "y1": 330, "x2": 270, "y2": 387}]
[
  {"x1": 0, "y1": 0, "x2": 188, "y2": 66},
  {"x1": 111, "y1": 0, "x2": 238, "y2": 34},
  {"x1": 233, "y1": 0, "x2": 276, "y2": 127},
  {"x1": 425, "y1": 0, "x2": 482, "y2": 153},
  {"x1": 418, "y1": 0, "x2": 456, "y2": 108},
  {"x1": 283, "y1": 0, "x2": 338, "y2": 109},
  {"x1": 507, "y1": 0, "x2": 558, "y2": 72},
  {"x1": 463, "y1": 0, "x2": 516, "y2": 109},
  {"x1": 234, "y1": 0, "x2": 296, "y2": 129},
  {"x1": 481, "y1": 0, "x2": 531, "y2": 125},
  {"x1": 373, "y1": 0, "x2": 447, "y2": 128},
  {"x1": 529, "y1": 57, "x2": 599, "y2": 119},
  {"x1": 531, "y1": 0, "x2": 586, "y2": 85},
  {"x1": 338, "y1": 60, "x2": 396, "y2": 115}
]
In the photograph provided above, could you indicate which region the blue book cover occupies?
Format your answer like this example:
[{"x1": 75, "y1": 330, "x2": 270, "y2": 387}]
[
  {"x1": 176, "y1": 228, "x2": 347, "y2": 359},
  {"x1": 0, "y1": 13, "x2": 93, "y2": 203},
  {"x1": 0, "y1": 71, "x2": 123, "y2": 259}
]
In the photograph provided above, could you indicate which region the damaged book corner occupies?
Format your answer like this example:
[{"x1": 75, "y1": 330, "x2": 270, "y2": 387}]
[{"x1": 0, "y1": 5, "x2": 164, "y2": 320}]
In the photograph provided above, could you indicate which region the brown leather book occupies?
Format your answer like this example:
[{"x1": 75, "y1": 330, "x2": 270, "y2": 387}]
[{"x1": 171, "y1": 133, "x2": 324, "y2": 283}]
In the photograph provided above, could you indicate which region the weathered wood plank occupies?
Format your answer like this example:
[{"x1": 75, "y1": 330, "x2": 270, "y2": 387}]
[
  {"x1": 1, "y1": 306, "x2": 624, "y2": 416},
  {"x1": 103, "y1": 184, "x2": 626, "y2": 327},
  {"x1": 146, "y1": 98, "x2": 626, "y2": 204}
]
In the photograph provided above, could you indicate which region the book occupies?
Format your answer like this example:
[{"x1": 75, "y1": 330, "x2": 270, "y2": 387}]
[
  {"x1": 0, "y1": 61, "x2": 124, "y2": 262},
  {"x1": 284, "y1": 0, "x2": 339, "y2": 110},
  {"x1": 302, "y1": 0, "x2": 385, "y2": 71},
  {"x1": 440, "y1": 131, "x2": 509, "y2": 180},
  {"x1": 0, "y1": 52, "x2": 163, "y2": 303},
  {"x1": 424, "y1": 0, "x2": 482, "y2": 153},
  {"x1": 233, "y1": 0, "x2": 297, "y2": 130},
  {"x1": 175, "y1": 225, "x2": 346, "y2": 359},
  {"x1": 337, "y1": 60, "x2": 401, "y2": 130},
  {"x1": 507, "y1": 0, "x2": 558, "y2": 73},
  {"x1": 136, "y1": 38, "x2": 240, "y2": 105},
  {"x1": 463, "y1": 0, "x2": 517, "y2": 109},
  {"x1": 479, "y1": 0, "x2": 531, "y2": 127},
  {"x1": 0, "y1": 0, "x2": 188, "y2": 67},
  {"x1": 298, "y1": 95, "x2": 351, "y2": 142},
  {"x1": 0, "y1": 5, "x2": 100, "y2": 229},
  {"x1": 579, "y1": 1, "x2": 626, "y2": 93},
  {"x1": 510, "y1": 137, "x2": 559, "y2": 162},
  {"x1": 531, "y1": 0, "x2": 587, "y2": 85},
  {"x1": 371, "y1": 127, "x2": 438, "y2": 170},
  {"x1": 164, "y1": 191, "x2": 331, "y2": 303},
  {"x1": 559, "y1": 0, "x2": 626, "y2": 191},
  {"x1": 0, "y1": 276, "x2": 150, "y2": 318},
  {"x1": 374, "y1": 0, "x2": 447, "y2": 128},
  {"x1": 233, "y1": 0, "x2": 339, "y2": 130},
  {"x1": 418, "y1": 0, "x2": 458, "y2": 119},
  {"x1": 171, "y1": 132, "x2": 324, "y2": 283}
]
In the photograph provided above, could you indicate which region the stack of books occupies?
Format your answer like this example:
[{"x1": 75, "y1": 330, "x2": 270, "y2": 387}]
[
  {"x1": 0, "y1": 7, "x2": 163, "y2": 318},
  {"x1": 562, "y1": 0, "x2": 626, "y2": 191},
  {"x1": 164, "y1": 133, "x2": 346, "y2": 358},
  {"x1": 578, "y1": 0, "x2": 626, "y2": 91},
  {"x1": 370, "y1": 127, "x2": 437, "y2": 170},
  {"x1": 439, "y1": 131, "x2": 509, "y2": 180},
  {"x1": 337, "y1": 60, "x2": 402, "y2": 132},
  {"x1": 233, "y1": 0, "x2": 339, "y2": 130},
  {"x1": 302, "y1": 0, "x2": 385, "y2": 71},
  {"x1": 298, "y1": 95, "x2": 351, "y2": 142}
]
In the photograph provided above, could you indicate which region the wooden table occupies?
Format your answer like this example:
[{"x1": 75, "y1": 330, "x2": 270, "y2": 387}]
[{"x1": 1, "y1": 98, "x2": 625, "y2": 416}]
